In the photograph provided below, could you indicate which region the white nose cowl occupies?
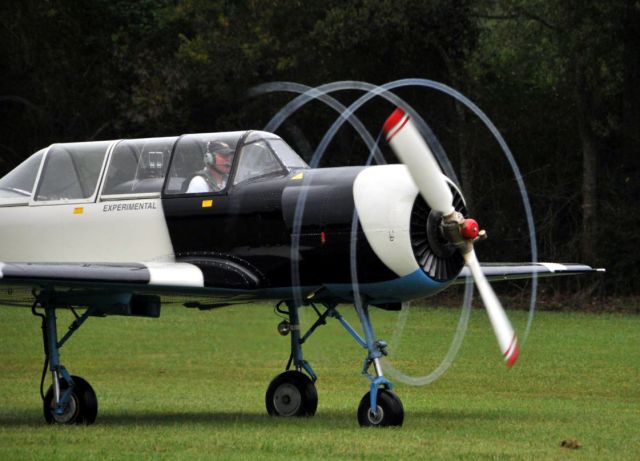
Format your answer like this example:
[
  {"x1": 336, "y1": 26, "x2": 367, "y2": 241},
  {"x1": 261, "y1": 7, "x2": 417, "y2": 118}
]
[{"x1": 353, "y1": 164, "x2": 421, "y2": 278}]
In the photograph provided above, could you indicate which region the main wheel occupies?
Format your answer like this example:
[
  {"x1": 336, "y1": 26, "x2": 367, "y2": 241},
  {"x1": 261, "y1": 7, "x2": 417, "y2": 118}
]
[
  {"x1": 43, "y1": 375, "x2": 98, "y2": 425},
  {"x1": 357, "y1": 389, "x2": 404, "y2": 427},
  {"x1": 265, "y1": 370, "x2": 317, "y2": 417}
]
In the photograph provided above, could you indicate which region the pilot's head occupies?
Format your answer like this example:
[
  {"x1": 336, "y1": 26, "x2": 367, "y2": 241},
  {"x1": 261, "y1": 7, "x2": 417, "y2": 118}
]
[{"x1": 204, "y1": 141, "x2": 234, "y2": 174}]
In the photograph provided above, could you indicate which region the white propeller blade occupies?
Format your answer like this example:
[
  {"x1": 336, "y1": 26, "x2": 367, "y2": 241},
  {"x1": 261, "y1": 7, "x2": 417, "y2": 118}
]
[
  {"x1": 464, "y1": 250, "x2": 520, "y2": 367},
  {"x1": 383, "y1": 109, "x2": 455, "y2": 216},
  {"x1": 383, "y1": 108, "x2": 519, "y2": 367}
]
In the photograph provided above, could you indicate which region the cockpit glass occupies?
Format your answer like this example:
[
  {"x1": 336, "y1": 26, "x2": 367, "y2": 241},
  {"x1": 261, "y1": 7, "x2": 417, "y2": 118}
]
[
  {"x1": 0, "y1": 149, "x2": 45, "y2": 204},
  {"x1": 163, "y1": 131, "x2": 308, "y2": 194},
  {"x1": 102, "y1": 137, "x2": 177, "y2": 196},
  {"x1": 164, "y1": 133, "x2": 241, "y2": 194},
  {"x1": 268, "y1": 139, "x2": 309, "y2": 169},
  {"x1": 35, "y1": 141, "x2": 111, "y2": 201},
  {"x1": 233, "y1": 140, "x2": 284, "y2": 185}
]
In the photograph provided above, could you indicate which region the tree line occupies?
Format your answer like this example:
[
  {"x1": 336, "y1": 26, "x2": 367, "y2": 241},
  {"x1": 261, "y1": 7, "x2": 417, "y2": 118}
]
[{"x1": 0, "y1": 0, "x2": 637, "y2": 296}]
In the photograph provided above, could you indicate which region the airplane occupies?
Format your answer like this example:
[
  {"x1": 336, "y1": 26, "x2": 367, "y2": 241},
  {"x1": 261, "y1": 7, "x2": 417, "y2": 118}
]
[{"x1": 0, "y1": 108, "x2": 600, "y2": 427}]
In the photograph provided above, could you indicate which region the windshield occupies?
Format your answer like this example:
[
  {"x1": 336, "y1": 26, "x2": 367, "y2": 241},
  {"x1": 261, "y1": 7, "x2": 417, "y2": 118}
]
[
  {"x1": 232, "y1": 132, "x2": 308, "y2": 186},
  {"x1": 268, "y1": 138, "x2": 308, "y2": 169},
  {"x1": 35, "y1": 141, "x2": 111, "y2": 201},
  {"x1": 0, "y1": 149, "x2": 45, "y2": 204},
  {"x1": 233, "y1": 139, "x2": 284, "y2": 185}
]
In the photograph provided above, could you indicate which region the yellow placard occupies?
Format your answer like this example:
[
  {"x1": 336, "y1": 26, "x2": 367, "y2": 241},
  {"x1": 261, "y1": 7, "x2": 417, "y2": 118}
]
[{"x1": 202, "y1": 199, "x2": 213, "y2": 208}]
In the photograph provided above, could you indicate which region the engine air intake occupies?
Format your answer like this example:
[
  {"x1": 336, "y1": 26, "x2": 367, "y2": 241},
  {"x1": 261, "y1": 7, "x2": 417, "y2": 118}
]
[{"x1": 410, "y1": 187, "x2": 466, "y2": 282}]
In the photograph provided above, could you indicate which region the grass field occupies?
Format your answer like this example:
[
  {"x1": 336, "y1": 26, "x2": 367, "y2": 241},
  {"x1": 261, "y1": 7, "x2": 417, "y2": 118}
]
[{"x1": 1, "y1": 302, "x2": 638, "y2": 460}]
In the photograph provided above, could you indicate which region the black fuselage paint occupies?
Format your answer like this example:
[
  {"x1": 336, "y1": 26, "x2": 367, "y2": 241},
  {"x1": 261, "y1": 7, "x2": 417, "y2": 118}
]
[{"x1": 162, "y1": 167, "x2": 395, "y2": 289}]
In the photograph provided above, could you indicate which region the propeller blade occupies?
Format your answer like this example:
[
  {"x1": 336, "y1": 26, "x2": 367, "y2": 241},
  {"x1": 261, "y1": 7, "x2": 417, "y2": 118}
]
[
  {"x1": 383, "y1": 107, "x2": 519, "y2": 368},
  {"x1": 383, "y1": 108, "x2": 455, "y2": 216},
  {"x1": 464, "y1": 249, "x2": 520, "y2": 367}
]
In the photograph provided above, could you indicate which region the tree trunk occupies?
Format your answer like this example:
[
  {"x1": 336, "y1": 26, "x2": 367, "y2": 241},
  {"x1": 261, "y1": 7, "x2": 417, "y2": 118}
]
[
  {"x1": 579, "y1": 123, "x2": 598, "y2": 263},
  {"x1": 573, "y1": 60, "x2": 598, "y2": 264},
  {"x1": 455, "y1": 99, "x2": 473, "y2": 209},
  {"x1": 623, "y1": 0, "x2": 640, "y2": 161}
]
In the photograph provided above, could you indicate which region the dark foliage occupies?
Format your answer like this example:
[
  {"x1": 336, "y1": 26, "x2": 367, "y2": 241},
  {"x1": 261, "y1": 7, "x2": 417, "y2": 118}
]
[{"x1": 0, "y1": 0, "x2": 637, "y2": 295}]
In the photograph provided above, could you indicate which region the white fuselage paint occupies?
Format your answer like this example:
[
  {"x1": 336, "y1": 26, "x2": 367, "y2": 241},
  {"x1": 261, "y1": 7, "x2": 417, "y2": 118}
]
[
  {"x1": 353, "y1": 164, "x2": 420, "y2": 278},
  {"x1": 145, "y1": 262, "x2": 204, "y2": 287},
  {"x1": 0, "y1": 198, "x2": 174, "y2": 263},
  {"x1": 538, "y1": 262, "x2": 567, "y2": 272}
]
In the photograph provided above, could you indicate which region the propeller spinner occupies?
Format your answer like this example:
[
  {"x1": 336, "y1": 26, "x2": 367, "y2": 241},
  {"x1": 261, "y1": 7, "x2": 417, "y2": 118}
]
[{"x1": 383, "y1": 108, "x2": 520, "y2": 367}]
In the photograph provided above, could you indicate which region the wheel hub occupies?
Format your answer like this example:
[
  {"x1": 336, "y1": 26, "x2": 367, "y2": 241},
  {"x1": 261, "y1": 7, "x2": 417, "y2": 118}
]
[
  {"x1": 273, "y1": 383, "x2": 302, "y2": 416},
  {"x1": 367, "y1": 405, "x2": 384, "y2": 425},
  {"x1": 51, "y1": 394, "x2": 79, "y2": 424}
]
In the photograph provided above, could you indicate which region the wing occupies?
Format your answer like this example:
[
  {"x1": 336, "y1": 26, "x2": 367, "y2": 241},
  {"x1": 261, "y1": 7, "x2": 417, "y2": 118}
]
[
  {"x1": 0, "y1": 262, "x2": 246, "y2": 309},
  {"x1": 454, "y1": 262, "x2": 604, "y2": 284},
  {"x1": 0, "y1": 261, "x2": 204, "y2": 287}
]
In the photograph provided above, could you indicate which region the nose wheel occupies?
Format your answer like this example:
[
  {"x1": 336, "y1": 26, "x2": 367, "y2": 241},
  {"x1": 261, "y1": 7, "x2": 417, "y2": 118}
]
[
  {"x1": 357, "y1": 389, "x2": 404, "y2": 427},
  {"x1": 265, "y1": 370, "x2": 318, "y2": 417}
]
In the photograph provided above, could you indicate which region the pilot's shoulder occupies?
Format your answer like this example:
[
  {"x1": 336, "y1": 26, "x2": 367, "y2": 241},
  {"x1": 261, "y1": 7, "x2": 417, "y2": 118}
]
[{"x1": 187, "y1": 175, "x2": 210, "y2": 193}]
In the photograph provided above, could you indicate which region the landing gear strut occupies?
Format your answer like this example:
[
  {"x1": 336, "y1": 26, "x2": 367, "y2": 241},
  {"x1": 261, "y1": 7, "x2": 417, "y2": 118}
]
[
  {"x1": 266, "y1": 301, "x2": 319, "y2": 417},
  {"x1": 349, "y1": 301, "x2": 404, "y2": 427},
  {"x1": 32, "y1": 291, "x2": 97, "y2": 425}
]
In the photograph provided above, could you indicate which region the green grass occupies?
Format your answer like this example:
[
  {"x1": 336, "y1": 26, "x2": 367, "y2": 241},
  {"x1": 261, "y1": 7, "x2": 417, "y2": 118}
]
[{"x1": 1, "y1": 303, "x2": 638, "y2": 460}]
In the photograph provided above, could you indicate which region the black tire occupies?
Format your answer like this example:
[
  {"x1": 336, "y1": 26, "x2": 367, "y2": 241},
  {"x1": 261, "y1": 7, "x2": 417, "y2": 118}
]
[
  {"x1": 357, "y1": 389, "x2": 404, "y2": 427},
  {"x1": 265, "y1": 370, "x2": 317, "y2": 417},
  {"x1": 43, "y1": 375, "x2": 98, "y2": 425}
]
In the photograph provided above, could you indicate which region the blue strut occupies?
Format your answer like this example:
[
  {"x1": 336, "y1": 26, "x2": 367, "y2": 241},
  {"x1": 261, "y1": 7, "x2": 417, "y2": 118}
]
[{"x1": 329, "y1": 304, "x2": 393, "y2": 417}]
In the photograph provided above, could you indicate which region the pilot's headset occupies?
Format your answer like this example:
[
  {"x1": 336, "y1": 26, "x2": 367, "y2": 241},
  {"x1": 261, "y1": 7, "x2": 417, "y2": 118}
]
[
  {"x1": 204, "y1": 141, "x2": 215, "y2": 167},
  {"x1": 204, "y1": 141, "x2": 230, "y2": 167}
]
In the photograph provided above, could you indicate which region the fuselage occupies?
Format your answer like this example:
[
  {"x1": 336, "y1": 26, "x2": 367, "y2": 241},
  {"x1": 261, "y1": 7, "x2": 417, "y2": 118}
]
[{"x1": 0, "y1": 131, "x2": 465, "y2": 304}]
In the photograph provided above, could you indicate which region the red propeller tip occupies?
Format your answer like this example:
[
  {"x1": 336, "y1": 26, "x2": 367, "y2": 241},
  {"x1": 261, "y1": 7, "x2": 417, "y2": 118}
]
[
  {"x1": 382, "y1": 108, "x2": 408, "y2": 140},
  {"x1": 505, "y1": 336, "x2": 520, "y2": 368},
  {"x1": 461, "y1": 218, "x2": 480, "y2": 240}
]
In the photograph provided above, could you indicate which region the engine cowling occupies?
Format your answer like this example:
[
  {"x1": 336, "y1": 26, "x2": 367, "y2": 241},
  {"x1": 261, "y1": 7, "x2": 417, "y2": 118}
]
[{"x1": 353, "y1": 164, "x2": 466, "y2": 285}]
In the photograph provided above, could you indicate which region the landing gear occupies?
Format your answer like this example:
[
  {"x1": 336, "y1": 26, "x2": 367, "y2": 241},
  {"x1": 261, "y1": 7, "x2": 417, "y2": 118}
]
[
  {"x1": 357, "y1": 389, "x2": 404, "y2": 427},
  {"x1": 266, "y1": 301, "x2": 320, "y2": 417},
  {"x1": 350, "y1": 302, "x2": 404, "y2": 427},
  {"x1": 43, "y1": 375, "x2": 97, "y2": 424},
  {"x1": 270, "y1": 299, "x2": 404, "y2": 427},
  {"x1": 266, "y1": 370, "x2": 317, "y2": 417},
  {"x1": 31, "y1": 291, "x2": 98, "y2": 425}
]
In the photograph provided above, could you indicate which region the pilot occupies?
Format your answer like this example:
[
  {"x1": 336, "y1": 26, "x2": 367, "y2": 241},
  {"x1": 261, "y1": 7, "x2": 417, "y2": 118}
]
[{"x1": 186, "y1": 141, "x2": 234, "y2": 193}]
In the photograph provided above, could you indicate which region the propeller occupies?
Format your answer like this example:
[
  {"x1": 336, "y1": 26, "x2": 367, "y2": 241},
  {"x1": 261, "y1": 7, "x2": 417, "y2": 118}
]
[{"x1": 383, "y1": 108, "x2": 520, "y2": 367}]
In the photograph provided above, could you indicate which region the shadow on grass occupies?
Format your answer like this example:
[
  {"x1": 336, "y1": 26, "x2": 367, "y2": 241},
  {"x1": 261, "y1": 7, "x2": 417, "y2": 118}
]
[
  {"x1": 0, "y1": 407, "x2": 514, "y2": 429},
  {"x1": 105, "y1": 411, "x2": 361, "y2": 427},
  {"x1": 0, "y1": 410, "x2": 353, "y2": 429}
]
